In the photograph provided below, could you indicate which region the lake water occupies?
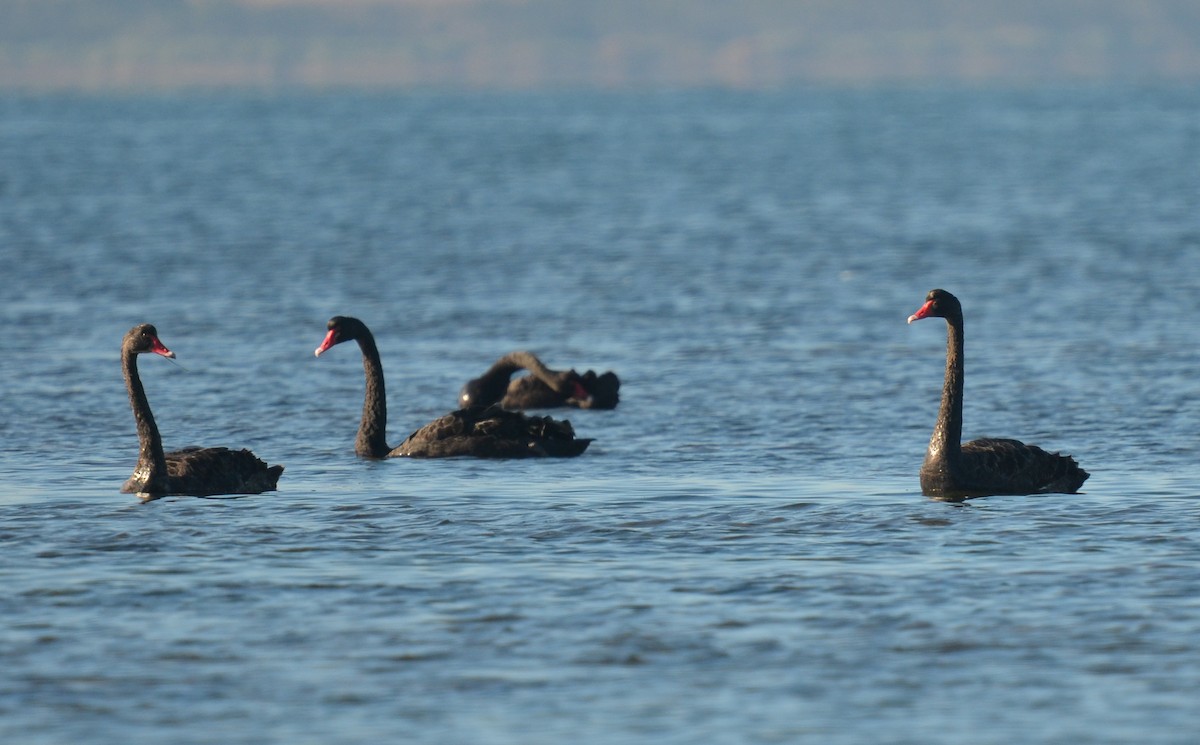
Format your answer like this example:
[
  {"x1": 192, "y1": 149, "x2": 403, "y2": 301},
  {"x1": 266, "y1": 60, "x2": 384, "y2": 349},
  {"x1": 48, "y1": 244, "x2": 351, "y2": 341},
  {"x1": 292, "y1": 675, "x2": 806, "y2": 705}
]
[{"x1": 1, "y1": 88, "x2": 1199, "y2": 744}]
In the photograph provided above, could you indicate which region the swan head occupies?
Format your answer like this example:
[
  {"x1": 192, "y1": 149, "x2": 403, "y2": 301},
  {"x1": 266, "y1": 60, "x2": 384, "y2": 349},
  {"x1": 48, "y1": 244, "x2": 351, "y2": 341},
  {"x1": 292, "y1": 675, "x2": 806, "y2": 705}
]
[
  {"x1": 315, "y1": 316, "x2": 368, "y2": 357},
  {"x1": 124, "y1": 324, "x2": 176, "y2": 359},
  {"x1": 559, "y1": 372, "x2": 594, "y2": 407},
  {"x1": 907, "y1": 288, "x2": 961, "y2": 324}
]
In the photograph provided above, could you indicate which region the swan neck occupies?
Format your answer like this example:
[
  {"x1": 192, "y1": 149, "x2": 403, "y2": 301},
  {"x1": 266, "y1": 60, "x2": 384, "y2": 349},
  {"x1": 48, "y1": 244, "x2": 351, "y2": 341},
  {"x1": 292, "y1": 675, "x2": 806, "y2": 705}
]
[
  {"x1": 123, "y1": 348, "x2": 169, "y2": 492},
  {"x1": 356, "y1": 333, "x2": 391, "y2": 458},
  {"x1": 481, "y1": 355, "x2": 527, "y2": 383},
  {"x1": 500, "y1": 351, "x2": 560, "y2": 387},
  {"x1": 928, "y1": 314, "x2": 965, "y2": 466}
]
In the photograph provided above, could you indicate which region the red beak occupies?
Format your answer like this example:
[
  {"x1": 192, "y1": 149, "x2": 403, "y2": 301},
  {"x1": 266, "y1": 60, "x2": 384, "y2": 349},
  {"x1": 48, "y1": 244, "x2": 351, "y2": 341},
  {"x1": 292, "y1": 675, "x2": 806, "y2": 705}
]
[
  {"x1": 314, "y1": 329, "x2": 339, "y2": 357},
  {"x1": 907, "y1": 299, "x2": 935, "y2": 324},
  {"x1": 149, "y1": 336, "x2": 175, "y2": 358}
]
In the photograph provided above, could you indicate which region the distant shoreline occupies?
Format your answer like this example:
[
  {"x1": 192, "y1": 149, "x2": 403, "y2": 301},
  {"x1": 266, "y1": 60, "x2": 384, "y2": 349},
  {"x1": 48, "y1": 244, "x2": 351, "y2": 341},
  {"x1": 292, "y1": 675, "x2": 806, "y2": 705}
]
[{"x1": 4, "y1": 0, "x2": 1200, "y2": 91}]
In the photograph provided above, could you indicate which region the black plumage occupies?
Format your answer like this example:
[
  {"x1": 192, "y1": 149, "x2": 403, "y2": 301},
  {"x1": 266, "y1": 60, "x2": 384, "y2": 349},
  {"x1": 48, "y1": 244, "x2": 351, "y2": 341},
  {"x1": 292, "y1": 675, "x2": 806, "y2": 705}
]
[
  {"x1": 907, "y1": 290, "x2": 1088, "y2": 499},
  {"x1": 315, "y1": 316, "x2": 591, "y2": 459},
  {"x1": 459, "y1": 350, "x2": 620, "y2": 410},
  {"x1": 121, "y1": 324, "x2": 283, "y2": 499}
]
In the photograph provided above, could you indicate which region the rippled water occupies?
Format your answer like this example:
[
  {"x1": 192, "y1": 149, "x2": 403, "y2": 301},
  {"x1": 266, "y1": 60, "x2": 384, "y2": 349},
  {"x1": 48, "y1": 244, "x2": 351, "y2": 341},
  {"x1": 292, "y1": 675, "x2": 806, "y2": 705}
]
[{"x1": 2, "y1": 88, "x2": 1199, "y2": 744}]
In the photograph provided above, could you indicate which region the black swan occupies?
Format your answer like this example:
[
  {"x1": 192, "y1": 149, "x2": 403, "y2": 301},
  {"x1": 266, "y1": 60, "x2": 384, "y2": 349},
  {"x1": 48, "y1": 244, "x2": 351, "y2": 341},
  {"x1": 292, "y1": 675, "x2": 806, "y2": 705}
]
[
  {"x1": 314, "y1": 316, "x2": 591, "y2": 458},
  {"x1": 907, "y1": 289, "x2": 1088, "y2": 499},
  {"x1": 121, "y1": 324, "x2": 283, "y2": 499},
  {"x1": 458, "y1": 351, "x2": 620, "y2": 410}
]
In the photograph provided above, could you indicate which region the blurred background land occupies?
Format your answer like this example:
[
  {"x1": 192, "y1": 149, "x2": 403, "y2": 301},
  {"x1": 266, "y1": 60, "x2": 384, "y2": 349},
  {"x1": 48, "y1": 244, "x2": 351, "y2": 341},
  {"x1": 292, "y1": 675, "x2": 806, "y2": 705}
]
[{"x1": 3, "y1": 0, "x2": 1200, "y2": 90}]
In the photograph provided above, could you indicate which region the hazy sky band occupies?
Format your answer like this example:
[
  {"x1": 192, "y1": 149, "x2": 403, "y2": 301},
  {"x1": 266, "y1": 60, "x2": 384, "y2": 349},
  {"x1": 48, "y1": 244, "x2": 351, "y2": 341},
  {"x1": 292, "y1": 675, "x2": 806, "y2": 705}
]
[{"x1": 3, "y1": 0, "x2": 1200, "y2": 90}]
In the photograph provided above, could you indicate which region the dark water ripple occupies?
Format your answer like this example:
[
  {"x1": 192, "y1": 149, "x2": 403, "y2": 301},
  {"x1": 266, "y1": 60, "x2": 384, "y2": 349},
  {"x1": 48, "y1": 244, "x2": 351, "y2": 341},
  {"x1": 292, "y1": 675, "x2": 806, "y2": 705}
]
[{"x1": 2, "y1": 88, "x2": 1200, "y2": 744}]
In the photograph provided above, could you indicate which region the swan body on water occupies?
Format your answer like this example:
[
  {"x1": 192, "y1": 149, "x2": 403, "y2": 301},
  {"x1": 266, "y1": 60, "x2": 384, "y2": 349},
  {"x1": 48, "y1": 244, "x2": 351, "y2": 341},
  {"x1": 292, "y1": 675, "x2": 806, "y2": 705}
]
[
  {"x1": 121, "y1": 324, "x2": 283, "y2": 500},
  {"x1": 458, "y1": 351, "x2": 619, "y2": 410},
  {"x1": 907, "y1": 290, "x2": 1088, "y2": 499},
  {"x1": 315, "y1": 316, "x2": 591, "y2": 459}
]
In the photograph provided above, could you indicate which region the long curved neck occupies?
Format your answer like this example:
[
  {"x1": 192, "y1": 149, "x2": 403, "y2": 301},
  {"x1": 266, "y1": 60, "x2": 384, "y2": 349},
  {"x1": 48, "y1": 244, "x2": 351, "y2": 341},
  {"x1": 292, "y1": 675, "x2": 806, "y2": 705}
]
[
  {"x1": 480, "y1": 354, "x2": 528, "y2": 385},
  {"x1": 470, "y1": 352, "x2": 563, "y2": 406},
  {"x1": 496, "y1": 351, "x2": 564, "y2": 390},
  {"x1": 927, "y1": 313, "x2": 965, "y2": 466},
  {"x1": 123, "y1": 349, "x2": 169, "y2": 492},
  {"x1": 355, "y1": 332, "x2": 391, "y2": 458}
]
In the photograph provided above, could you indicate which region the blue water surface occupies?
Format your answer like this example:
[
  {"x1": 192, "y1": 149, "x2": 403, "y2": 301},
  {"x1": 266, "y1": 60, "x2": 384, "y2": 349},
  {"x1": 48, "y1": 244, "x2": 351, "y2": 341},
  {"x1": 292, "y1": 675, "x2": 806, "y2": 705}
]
[{"x1": 1, "y1": 88, "x2": 1199, "y2": 744}]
